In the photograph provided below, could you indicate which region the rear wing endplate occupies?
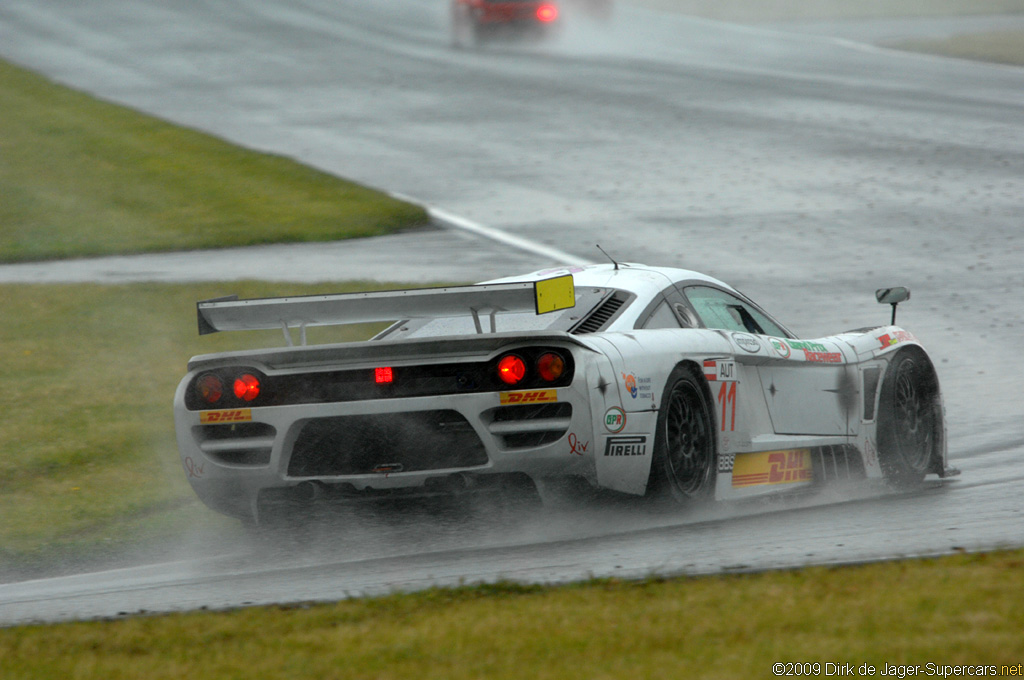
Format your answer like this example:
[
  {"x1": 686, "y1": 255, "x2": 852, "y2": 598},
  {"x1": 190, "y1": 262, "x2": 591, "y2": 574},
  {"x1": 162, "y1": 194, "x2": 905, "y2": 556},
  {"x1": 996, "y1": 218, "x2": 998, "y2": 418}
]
[{"x1": 196, "y1": 275, "x2": 575, "y2": 337}]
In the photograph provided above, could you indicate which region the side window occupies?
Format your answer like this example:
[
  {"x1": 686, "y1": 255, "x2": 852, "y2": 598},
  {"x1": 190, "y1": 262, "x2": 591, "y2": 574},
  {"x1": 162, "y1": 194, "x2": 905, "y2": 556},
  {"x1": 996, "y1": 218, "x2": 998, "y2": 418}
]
[
  {"x1": 684, "y1": 286, "x2": 788, "y2": 338},
  {"x1": 641, "y1": 300, "x2": 682, "y2": 329}
]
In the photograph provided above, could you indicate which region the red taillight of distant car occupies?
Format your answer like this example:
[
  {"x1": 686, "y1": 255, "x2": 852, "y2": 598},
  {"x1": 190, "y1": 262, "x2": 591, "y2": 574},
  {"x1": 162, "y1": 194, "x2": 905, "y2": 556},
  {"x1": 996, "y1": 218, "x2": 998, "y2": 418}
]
[
  {"x1": 196, "y1": 374, "x2": 224, "y2": 405},
  {"x1": 536, "y1": 4, "x2": 558, "y2": 22},
  {"x1": 497, "y1": 354, "x2": 527, "y2": 385},
  {"x1": 233, "y1": 374, "x2": 261, "y2": 402},
  {"x1": 536, "y1": 352, "x2": 565, "y2": 382}
]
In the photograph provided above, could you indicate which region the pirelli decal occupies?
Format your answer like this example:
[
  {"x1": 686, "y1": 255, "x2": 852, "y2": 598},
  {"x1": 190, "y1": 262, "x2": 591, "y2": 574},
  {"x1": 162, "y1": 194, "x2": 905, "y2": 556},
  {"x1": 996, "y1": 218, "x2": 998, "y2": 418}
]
[
  {"x1": 200, "y1": 409, "x2": 252, "y2": 424},
  {"x1": 499, "y1": 389, "x2": 558, "y2": 405},
  {"x1": 604, "y1": 435, "x2": 648, "y2": 457},
  {"x1": 731, "y1": 449, "x2": 813, "y2": 488}
]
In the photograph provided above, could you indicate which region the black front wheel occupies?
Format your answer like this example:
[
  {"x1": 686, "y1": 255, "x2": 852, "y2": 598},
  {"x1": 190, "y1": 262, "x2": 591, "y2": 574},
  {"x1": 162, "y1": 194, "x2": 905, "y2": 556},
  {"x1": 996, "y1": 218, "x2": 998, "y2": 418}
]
[
  {"x1": 651, "y1": 366, "x2": 717, "y2": 504},
  {"x1": 877, "y1": 350, "x2": 941, "y2": 487}
]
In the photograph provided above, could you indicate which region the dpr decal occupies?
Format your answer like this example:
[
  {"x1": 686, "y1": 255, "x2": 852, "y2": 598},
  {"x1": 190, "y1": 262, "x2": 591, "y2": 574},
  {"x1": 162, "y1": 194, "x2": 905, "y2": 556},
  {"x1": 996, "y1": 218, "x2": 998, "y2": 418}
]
[
  {"x1": 770, "y1": 338, "x2": 791, "y2": 359},
  {"x1": 603, "y1": 406, "x2": 626, "y2": 433}
]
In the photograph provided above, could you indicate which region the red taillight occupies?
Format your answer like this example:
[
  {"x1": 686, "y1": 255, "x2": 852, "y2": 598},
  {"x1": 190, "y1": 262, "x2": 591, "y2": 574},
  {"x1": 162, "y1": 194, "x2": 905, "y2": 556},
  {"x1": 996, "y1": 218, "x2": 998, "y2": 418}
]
[
  {"x1": 536, "y1": 3, "x2": 558, "y2": 22},
  {"x1": 196, "y1": 374, "x2": 224, "y2": 405},
  {"x1": 233, "y1": 374, "x2": 261, "y2": 402},
  {"x1": 536, "y1": 352, "x2": 565, "y2": 382},
  {"x1": 375, "y1": 366, "x2": 394, "y2": 384},
  {"x1": 497, "y1": 354, "x2": 527, "y2": 385}
]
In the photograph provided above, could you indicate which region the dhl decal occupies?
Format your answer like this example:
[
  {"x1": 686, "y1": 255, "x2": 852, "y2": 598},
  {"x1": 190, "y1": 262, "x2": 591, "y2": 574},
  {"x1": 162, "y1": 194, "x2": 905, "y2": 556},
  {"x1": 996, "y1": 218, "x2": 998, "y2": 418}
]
[
  {"x1": 499, "y1": 389, "x2": 558, "y2": 405},
  {"x1": 200, "y1": 409, "x2": 252, "y2": 424},
  {"x1": 731, "y1": 449, "x2": 813, "y2": 488}
]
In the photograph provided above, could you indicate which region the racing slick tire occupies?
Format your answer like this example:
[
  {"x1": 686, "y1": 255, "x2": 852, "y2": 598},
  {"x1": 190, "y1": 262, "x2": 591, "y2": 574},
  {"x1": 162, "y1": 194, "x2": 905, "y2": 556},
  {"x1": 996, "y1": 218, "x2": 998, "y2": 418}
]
[
  {"x1": 876, "y1": 348, "x2": 942, "y2": 488},
  {"x1": 650, "y1": 364, "x2": 716, "y2": 504}
]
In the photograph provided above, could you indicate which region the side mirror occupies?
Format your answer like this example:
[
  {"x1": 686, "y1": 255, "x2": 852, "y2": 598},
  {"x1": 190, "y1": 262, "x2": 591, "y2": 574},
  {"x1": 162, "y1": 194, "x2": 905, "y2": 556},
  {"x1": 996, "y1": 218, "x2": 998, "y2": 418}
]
[
  {"x1": 876, "y1": 287, "x2": 910, "y2": 325},
  {"x1": 876, "y1": 287, "x2": 910, "y2": 305}
]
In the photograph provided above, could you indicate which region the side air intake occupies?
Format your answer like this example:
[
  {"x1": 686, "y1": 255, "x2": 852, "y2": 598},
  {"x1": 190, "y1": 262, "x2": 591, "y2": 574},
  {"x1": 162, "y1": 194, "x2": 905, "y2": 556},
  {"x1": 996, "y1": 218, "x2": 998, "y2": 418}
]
[{"x1": 571, "y1": 292, "x2": 629, "y2": 334}]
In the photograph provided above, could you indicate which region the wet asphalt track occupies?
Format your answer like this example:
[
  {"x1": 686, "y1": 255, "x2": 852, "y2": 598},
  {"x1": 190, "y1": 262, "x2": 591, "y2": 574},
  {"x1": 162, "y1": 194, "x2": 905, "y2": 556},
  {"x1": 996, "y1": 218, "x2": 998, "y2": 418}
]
[{"x1": 0, "y1": 0, "x2": 1023, "y2": 625}]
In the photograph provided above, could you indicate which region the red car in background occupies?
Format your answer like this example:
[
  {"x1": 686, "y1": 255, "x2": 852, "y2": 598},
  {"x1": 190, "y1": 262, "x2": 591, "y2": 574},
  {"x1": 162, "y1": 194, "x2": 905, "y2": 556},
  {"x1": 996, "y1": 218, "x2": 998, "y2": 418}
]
[{"x1": 451, "y1": 0, "x2": 561, "y2": 47}]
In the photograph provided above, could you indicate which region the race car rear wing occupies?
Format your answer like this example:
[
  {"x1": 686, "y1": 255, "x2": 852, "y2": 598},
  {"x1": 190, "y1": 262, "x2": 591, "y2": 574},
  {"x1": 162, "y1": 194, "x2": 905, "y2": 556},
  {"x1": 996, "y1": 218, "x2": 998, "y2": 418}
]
[{"x1": 196, "y1": 275, "x2": 576, "y2": 340}]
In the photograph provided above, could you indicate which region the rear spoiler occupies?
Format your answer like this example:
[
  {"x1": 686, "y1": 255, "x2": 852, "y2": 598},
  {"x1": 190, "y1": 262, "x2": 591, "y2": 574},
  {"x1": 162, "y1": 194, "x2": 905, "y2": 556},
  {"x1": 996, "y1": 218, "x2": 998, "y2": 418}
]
[{"x1": 197, "y1": 275, "x2": 576, "y2": 337}]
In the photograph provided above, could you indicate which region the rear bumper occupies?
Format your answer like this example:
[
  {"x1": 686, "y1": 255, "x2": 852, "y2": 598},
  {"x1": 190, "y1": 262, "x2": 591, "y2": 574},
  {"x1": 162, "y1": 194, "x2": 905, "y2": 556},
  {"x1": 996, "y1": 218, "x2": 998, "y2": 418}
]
[{"x1": 175, "y1": 384, "x2": 595, "y2": 521}]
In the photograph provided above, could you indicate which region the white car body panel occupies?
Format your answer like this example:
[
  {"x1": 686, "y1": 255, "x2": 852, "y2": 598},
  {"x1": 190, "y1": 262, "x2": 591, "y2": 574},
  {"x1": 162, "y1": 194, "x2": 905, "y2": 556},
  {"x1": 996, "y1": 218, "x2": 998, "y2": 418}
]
[{"x1": 173, "y1": 264, "x2": 951, "y2": 522}]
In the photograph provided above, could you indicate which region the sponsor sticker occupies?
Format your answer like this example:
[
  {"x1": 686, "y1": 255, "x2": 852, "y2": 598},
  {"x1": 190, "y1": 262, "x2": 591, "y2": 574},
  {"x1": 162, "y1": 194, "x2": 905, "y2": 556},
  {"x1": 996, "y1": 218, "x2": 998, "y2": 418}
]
[
  {"x1": 770, "y1": 338, "x2": 791, "y2": 359},
  {"x1": 703, "y1": 359, "x2": 737, "y2": 382},
  {"x1": 803, "y1": 350, "x2": 843, "y2": 364},
  {"x1": 568, "y1": 433, "x2": 589, "y2": 456},
  {"x1": 877, "y1": 330, "x2": 916, "y2": 349},
  {"x1": 604, "y1": 435, "x2": 648, "y2": 457},
  {"x1": 732, "y1": 333, "x2": 761, "y2": 354},
  {"x1": 499, "y1": 389, "x2": 558, "y2": 405},
  {"x1": 621, "y1": 372, "x2": 653, "y2": 400},
  {"x1": 603, "y1": 406, "x2": 626, "y2": 433},
  {"x1": 200, "y1": 409, "x2": 252, "y2": 424},
  {"x1": 790, "y1": 340, "x2": 828, "y2": 353},
  {"x1": 731, "y1": 449, "x2": 813, "y2": 488}
]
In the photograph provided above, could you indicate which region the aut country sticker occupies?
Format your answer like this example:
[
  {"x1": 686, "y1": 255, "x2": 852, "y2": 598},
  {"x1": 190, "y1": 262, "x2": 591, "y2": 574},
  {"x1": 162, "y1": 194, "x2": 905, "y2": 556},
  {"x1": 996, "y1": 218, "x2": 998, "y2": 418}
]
[
  {"x1": 731, "y1": 449, "x2": 813, "y2": 488},
  {"x1": 703, "y1": 359, "x2": 737, "y2": 382},
  {"x1": 500, "y1": 389, "x2": 558, "y2": 405},
  {"x1": 200, "y1": 409, "x2": 252, "y2": 424}
]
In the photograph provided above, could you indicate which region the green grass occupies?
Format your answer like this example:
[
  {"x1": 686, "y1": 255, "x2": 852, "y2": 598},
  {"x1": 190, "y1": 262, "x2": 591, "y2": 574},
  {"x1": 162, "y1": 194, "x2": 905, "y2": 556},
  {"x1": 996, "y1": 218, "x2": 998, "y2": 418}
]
[
  {"x1": 0, "y1": 282, "x2": 395, "y2": 572},
  {"x1": 2, "y1": 550, "x2": 1023, "y2": 679},
  {"x1": 0, "y1": 59, "x2": 427, "y2": 263}
]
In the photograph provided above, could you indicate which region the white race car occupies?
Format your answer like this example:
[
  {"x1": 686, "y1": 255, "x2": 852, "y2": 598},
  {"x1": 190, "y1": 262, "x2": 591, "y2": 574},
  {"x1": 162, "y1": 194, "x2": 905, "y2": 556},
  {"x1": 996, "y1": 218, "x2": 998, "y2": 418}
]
[{"x1": 174, "y1": 263, "x2": 955, "y2": 524}]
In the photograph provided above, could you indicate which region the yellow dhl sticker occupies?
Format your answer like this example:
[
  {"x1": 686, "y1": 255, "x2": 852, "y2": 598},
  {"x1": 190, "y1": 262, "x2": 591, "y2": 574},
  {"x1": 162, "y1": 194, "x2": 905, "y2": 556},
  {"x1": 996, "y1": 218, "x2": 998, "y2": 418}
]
[
  {"x1": 200, "y1": 409, "x2": 252, "y2": 424},
  {"x1": 499, "y1": 389, "x2": 558, "y2": 405},
  {"x1": 732, "y1": 449, "x2": 813, "y2": 488}
]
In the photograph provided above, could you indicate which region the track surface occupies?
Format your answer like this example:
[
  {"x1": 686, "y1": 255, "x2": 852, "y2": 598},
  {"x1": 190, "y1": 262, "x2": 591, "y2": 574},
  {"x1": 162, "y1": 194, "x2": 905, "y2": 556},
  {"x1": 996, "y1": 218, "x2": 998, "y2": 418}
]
[{"x1": 1, "y1": 0, "x2": 1023, "y2": 625}]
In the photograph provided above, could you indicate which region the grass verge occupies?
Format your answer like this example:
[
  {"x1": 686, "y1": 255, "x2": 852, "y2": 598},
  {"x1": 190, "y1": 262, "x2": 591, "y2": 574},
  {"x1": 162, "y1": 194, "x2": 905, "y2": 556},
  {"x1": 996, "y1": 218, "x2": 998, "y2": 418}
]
[
  {"x1": 0, "y1": 58, "x2": 427, "y2": 263},
  {"x1": 0, "y1": 281, "x2": 394, "y2": 573},
  {"x1": 2, "y1": 549, "x2": 1023, "y2": 678}
]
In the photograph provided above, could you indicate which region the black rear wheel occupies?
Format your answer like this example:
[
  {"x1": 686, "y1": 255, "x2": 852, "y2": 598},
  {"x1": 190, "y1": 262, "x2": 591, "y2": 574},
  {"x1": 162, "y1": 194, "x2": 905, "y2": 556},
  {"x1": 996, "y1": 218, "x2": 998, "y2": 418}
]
[
  {"x1": 652, "y1": 366, "x2": 716, "y2": 503},
  {"x1": 877, "y1": 350, "x2": 940, "y2": 487}
]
